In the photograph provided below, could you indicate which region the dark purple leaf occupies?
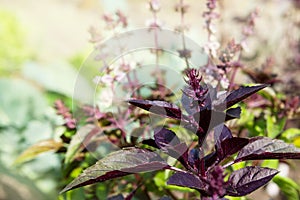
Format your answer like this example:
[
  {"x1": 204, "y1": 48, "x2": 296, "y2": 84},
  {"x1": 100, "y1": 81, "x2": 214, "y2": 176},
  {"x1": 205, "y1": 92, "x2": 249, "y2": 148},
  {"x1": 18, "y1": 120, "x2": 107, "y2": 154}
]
[
  {"x1": 188, "y1": 148, "x2": 201, "y2": 167},
  {"x1": 193, "y1": 108, "x2": 240, "y2": 136},
  {"x1": 128, "y1": 99, "x2": 187, "y2": 121},
  {"x1": 181, "y1": 84, "x2": 216, "y2": 114},
  {"x1": 167, "y1": 171, "x2": 208, "y2": 193},
  {"x1": 141, "y1": 139, "x2": 159, "y2": 148},
  {"x1": 193, "y1": 108, "x2": 211, "y2": 134},
  {"x1": 188, "y1": 107, "x2": 240, "y2": 148},
  {"x1": 235, "y1": 137, "x2": 300, "y2": 162},
  {"x1": 203, "y1": 136, "x2": 248, "y2": 169},
  {"x1": 181, "y1": 91, "x2": 198, "y2": 115},
  {"x1": 154, "y1": 128, "x2": 189, "y2": 168},
  {"x1": 203, "y1": 151, "x2": 218, "y2": 169},
  {"x1": 226, "y1": 166, "x2": 278, "y2": 196},
  {"x1": 124, "y1": 184, "x2": 140, "y2": 200},
  {"x1": 60, "y1": 148, "x2": 169, "y2": 193},
  {"x1": 214, "y1": 84, "x2": 268, "y2": 110},
  {"x1": 108, "y1": 194, "x2": 124, "y2": 200},
  {"x1": 154, "y1": 128, "x2": 180, "y2": 148},
  {"x1": 225, "y1": 107, "x2": 241, "y2": 119},
  {"x1": 193, "y1": 109, "x2": 219, "y2": 135},
  {"x1": 167, "y1": 142, "x2": 189, "y2": 160},
  {"x1": 219, "y1": 137, "x2": 249, "y2": 160},
  {"x1": 214, "y1": 125, "x2": 249, "y2": 162},
  {"x1": 214, "y1": 125, "x2": 233, "y2": 150}
]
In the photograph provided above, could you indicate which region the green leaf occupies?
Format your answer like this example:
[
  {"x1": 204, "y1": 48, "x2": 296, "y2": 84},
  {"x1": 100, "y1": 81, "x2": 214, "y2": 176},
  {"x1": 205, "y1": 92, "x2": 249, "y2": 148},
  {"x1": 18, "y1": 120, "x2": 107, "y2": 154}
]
[
  {"x1": 0, "y1": 78, "x2": 47, "y2": 128},
  {"x1": 0, "y1": 9, "x2": 32, "y2": 75},
  {"x1": 154, "y1": 171, "x2": 167, "y2": 187},
  {"x1": 231, "y1": 161, "x2": 246, "y2": 171},
  {"x1": 225, "y1": 196, "x2": 247, "y2": 200},
  {"x1": 14, "y1": 139, "x2": 63, "y2": 165},
  {"x1": 0, "y1": 163, "x2": 50, "y2": 200},
  {"x1": 267, "y1": 116, "x2": 286, "y2": 138},
  {"x1": 281, "y1": 128, "x2": 300, "y2": 142},
  {"x1": 237, "y1": 105, "x2": 255, "y2": 126},
  {"x1": 261, "y1": 160, "x2": 279, "y2": 169},
  {"x1": 294, "y1": 137, "x2": 300, "y2": 148},
  {"x1": 64, "y1": 124, "x2": 101, "y2": 164},
  {"x1": 165, "y1": 184, "x2": 196, "y2": 193},
  {"x1": 59, "y1": 187, "x2": 85, "y2": 200},
  {"x1": 273, "y1": 175, "x2": 300, "y2": 200}
]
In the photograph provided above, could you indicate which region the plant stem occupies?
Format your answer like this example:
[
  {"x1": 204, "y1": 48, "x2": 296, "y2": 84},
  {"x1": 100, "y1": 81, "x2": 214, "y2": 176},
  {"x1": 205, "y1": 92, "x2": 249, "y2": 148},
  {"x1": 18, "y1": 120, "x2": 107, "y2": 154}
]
[
  {"x1": 151, "y1": 8, "x2": 165, "y2": 96},
  {"x1": 229, "y1": 65, "x2": 238, "y2": 90},
  {"x1": 179, "y1": 0, "x2": 190, "y2": 69}
]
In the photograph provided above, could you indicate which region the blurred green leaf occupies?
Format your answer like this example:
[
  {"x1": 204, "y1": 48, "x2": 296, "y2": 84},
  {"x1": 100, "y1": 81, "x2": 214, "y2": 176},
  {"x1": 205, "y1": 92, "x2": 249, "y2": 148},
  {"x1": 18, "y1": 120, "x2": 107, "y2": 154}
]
[
  {"x1": 14, "y1": 139, "x2": 63, "y2": 165},
  {"x1": 154, "y1": 171, "x2": 166, "y2": 188},
  {"x1": 0, "y1": 78, "x2": 47, "y2": 128},
  {"x1": 165, "y1": 184, "x2": 195, "y2": 193},
  {"x1": 237, "y1": 105, "x2": 255, "y2": 126},
  {"x1": 0, "y1": 9, "x2": 32, "y2": 75},
  {"x1": 258, "y1": 87, "x2": 276, "y2": 102},
  {"x1": 267, "y1": 116, "x2": 286, "y2": 138},
  {"x1": 273, "y1": 175, "x2": 300, "y2": 200},
  {"x1": 294, "y1": 137, "x2": 300, "y2": 148},
  {"x1": 261, "y1": 160, "x2": 279, "y2": 169},
  {"x1": 226, "y1": 196, "x2": 247, "y2": 200},
  {"x1": 0, "y1": 163, "x2": 50, "y2": 200},
  {"x1": 282, "y1": 128, "x2": 300, "y2": 142},
  {"x1": 96, "y1": 183, "x2": 110, "y2": 199},
  {"x1": 59, "y1": 187, "x2": 85, "y2": 200},
  {"x1": 64, "y1": 124, "x2": 101, "y2": 165}
]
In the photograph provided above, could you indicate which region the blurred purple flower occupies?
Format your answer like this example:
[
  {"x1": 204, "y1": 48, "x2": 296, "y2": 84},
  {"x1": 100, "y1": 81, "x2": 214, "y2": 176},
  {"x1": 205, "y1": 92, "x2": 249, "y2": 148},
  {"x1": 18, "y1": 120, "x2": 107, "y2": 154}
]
[
  {"x1": 54, "y1": 100, "x2": 76, "y2": 129},
  {"x1": 149, "y1": 0, "x2": 161, "y2": 12}
]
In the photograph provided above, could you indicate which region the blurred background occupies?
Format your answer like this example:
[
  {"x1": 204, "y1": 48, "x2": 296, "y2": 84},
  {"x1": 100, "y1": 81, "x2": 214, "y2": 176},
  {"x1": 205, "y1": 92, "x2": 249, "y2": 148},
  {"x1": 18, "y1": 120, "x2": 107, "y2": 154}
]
[{"x1": 0, "y1": 0, "x2": 299, "y2": 199}]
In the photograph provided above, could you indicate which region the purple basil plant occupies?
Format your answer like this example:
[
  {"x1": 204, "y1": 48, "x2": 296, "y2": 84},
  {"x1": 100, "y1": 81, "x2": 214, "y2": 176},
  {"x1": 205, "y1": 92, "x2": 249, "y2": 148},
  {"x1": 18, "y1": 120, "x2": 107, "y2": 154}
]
[{"x1": 61, "y1": 68, "x2": 300, "y2": 199}]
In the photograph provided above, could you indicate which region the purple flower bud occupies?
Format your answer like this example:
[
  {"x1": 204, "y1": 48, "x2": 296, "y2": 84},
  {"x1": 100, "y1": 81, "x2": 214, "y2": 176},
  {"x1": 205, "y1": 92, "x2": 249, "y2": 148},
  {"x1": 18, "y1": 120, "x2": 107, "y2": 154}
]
[
  {"x1": 54, "y1": 100, "x2": 77, "y2": 129},
  {"x1": 208, "y1": 166, "x2": 227, "y2": 197},
  {"x1": 183, "y1": 68, "x2": 209, "y2": 109}
]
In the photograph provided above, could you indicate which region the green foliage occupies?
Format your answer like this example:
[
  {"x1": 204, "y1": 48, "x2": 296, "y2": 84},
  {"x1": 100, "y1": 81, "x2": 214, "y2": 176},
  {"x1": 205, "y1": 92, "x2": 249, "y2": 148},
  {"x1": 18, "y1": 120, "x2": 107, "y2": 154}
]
[
  {"x1": 273, "y1": 175, "x2": 300, "y2": 200},
  {"x1": 0, "y1": 78, "x2": 47, "y2": 129},
  {"x1": 266, "y1": 115, "x2": 286, "y2": 138},
  {"x1": 282, "y1": 128, "x2": 300, "y2": 148},
  {"x1": 0, "y1": 163, "x2": 50, "y2": 200},
  {"x1": 0, "y1": 9, "x2": 32, "y2": 75},
  {"x1": 226, "y1": 196, "x2": 247, "y2": 200}
]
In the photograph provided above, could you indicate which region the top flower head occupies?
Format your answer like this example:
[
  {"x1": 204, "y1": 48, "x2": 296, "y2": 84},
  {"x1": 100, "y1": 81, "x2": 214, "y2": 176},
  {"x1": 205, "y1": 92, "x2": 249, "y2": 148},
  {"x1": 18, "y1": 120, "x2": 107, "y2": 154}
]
[{"x1": 183, "y1": 68, "x2": 209, "y2": 108}]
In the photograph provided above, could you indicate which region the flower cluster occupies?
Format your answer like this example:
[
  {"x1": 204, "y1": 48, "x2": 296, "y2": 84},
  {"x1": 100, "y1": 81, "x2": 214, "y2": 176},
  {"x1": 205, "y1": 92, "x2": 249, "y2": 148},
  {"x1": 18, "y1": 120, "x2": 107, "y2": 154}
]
[
  {"x1": 219, "y1": 39, "x2": 241, "y2": 65},
  {"x1": 207, "y1": 166, "x2": 227, "y2": 199},
  {"x1": 183, "y1": 68, "x2": 209, "y2": 109},
  {"x1": 240, "y1": 8, "x2": 259, "y2": 51},
  {"x1": 103, "y1": 10, "x2": 128, "y2": 30},
  {"x1": 203, "y1": 0, "x2": 220, "y2": 58},
  {"x1": 81, "y1": 105, "x2": 106, "y2": 123},
  {"x1": 146, "y1": 0, "x2": 162, "y2": 30},
  {"x1": 54, "y1": 100, "x2": 76, "y2": 129}
]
